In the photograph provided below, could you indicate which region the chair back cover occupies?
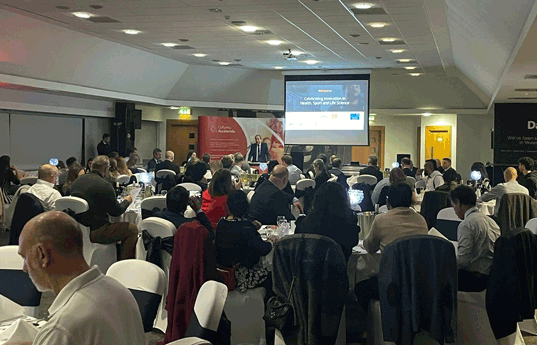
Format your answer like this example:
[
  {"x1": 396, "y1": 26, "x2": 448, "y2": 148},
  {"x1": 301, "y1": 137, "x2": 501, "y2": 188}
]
[
  {"x1": 9, "y1": 193, "x2": 45, "y2": 245},
  {"x1": 379, "y1": 235, "x2": 457, "y2": 345},
  {"x1": 141, "y1": 196, "x2": 167, "y2": 219},
  {"x1": 54, "y1": 196, "x2": 89, "y2": 214},
  {"x1": 497, "y1": 193, "x2": 537, "y2": 235},
  {"x1": 357, "y1": 174, "x2": 377, "y2": 186},
  {"x1": 142, "y1": 217, "x2": 176, "y2": 238},
  {"x1": 406, "y1": 176, "x2": 417, "y2": 187},
  {"x1": 157, "y1": 169, "x2": 177, "y2": 178},
  {"x1": 247, "y1": 191, "x2": 255, "y2": 203},
  {"x1": 179, "y1": 183, "x2": 202, "y2": 192},
  {"x1": 525, "y1": 218, "x2": 537, "y2": 234},
  {"x1": 327, "y1": 176, "x2": 338, "y2": 183},
  {"x1": 19, "y1": 177, "x2": 38, "y2": 186},
  {"x1": 415, "y1": 180, "x2": 426, "y2": 190},
  {"x1": 296, "y1": 179, "x2": 315, "y2": 191},
  {"x1": 0, "y1": 246, "x2": 42, "y2": 308},
  {"x1": 436, "y1": 207, "x2": 461, "y2": 241},
  {"x1": 351, "y1": 182, "x2": 375, "y2": 212},
  {"x1": 272, "y1": 234, "x2": 348, "y2": 345},
  {"x1": 420, "y1": 190, "x2": 451, "y2": 229},
  {"x1": 116, "y1": 174, "x2": 131, "y2": 185},
  {"x1": 137, "y1": 168, "x2": 147, "y2": 173}
]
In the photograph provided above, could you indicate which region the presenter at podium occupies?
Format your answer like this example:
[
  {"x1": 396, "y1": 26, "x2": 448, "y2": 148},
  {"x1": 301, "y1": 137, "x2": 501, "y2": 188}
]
[{"x1": 247, "y1": 134, "x2": 271, "y2": 163}]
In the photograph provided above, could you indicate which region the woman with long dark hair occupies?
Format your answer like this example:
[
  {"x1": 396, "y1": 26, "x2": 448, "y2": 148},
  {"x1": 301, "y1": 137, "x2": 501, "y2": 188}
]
[
  {"x1": 63, "y1": 165, "x2": 85, "y2": 196},
  {"x1": 295, "y1": 182, "x2": 360, "y2": 261},
  {"x1": 201, "y1": 169, "x2": 235, "y2": 229},
  {"x1": 0, "y1": 156, "x2": 20, "y2": 204},
  {"x1": 311, "y1": 158, "x2": 330, "y2": 192}
]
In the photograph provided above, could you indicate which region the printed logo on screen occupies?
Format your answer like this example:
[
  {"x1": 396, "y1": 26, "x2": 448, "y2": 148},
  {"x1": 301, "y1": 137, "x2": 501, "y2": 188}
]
[
  {"x1": 350, "y1": 113, "x2": 361, "y2": 120},
  {"x1": 210, "y1": 125, "x2": 218, "y2": 133},
  {"x1": 528, "y1": 121, "x2": 537, "y2": 130}
]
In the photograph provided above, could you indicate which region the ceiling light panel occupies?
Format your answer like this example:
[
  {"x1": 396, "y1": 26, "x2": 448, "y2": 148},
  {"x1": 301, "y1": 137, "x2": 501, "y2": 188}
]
[{"x1": 73, "y1": 12, "x2": 92, "y2": 18}]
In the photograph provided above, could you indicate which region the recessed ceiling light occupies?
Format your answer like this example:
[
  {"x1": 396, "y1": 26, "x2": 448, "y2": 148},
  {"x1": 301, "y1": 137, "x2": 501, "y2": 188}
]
[
  {"x1": 410, "y1": 73, "x2": 421, "y2": 76},
  {"x1": 162, "y1": 43, "x2": 177, "y2": 47},
  {"x1": 398, "y1": 59, "x2": 412, "y2": 62},
  {"x1": 170, "y1": 106, "x2": 179, "y2": 110},
  {"x1": 219, "y1": 62, "x2": 230, "y2": 65},
  {"x1": 391, "y1": 49, "x2": 404, "y2": 53},
  {"x1": 123, "y1": 29, "x2": 140, "y2": 35},
  {"x1": 240, "y1": 26, "x2": 258, "y2": 32},
  {"x1": 193, "y1": 53, "x2": 207, "y2": 57},
  {"x1": 354, "y1": 3, "x2": 372, "y2": 9},
  {"x1": 303, "y1": 60, "x2": 319, "y2": 65},
  {"x1": 423, "y1": 112, "x2": 432, "y2": 116},
  {"x1": 267, "y1": 40, "x2": 282, "y2": 46},
  {"x1": 381, "y1": 38, "x2": 396, "y2": 42},
  {"x1": 369, "y1": 22, "x2": 387, "y2": 28},
  {"x1": 73, "y1": 12, "x2": 92, "y2": 18},
  {"x1": 274, "y1": 66, "x2": 284, "y2": 69},
  {"x1": 289, "y1": 50, "x2": 304, "y2": 55},
  {"x1": 404, "y1": 66, "x2": 417, "y2": 70}
]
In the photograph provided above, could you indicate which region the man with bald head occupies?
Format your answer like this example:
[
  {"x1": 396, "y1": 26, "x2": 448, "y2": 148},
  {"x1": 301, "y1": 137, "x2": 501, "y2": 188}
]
[
  {"x1": 70, "y1": 155, "x2": 137, "y2": 260},
  {"x1": 248, "y1": 165, "x2": 298, "y2": 225},
  {"x1": 155, "y1": 150, "x2": 180, "y2": 175},
  {"x1": 479, "y1": 166, "x2": 529, "y2": 216},
  {"x1": 17, "y1": 212, "x2": 145, "y2": 345},
  {"x1": 27, "y1": 164, "x2": 62, "y2": 211}
]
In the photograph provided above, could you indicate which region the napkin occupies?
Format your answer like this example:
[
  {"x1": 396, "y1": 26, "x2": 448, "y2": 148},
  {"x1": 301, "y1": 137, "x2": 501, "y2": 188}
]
[
  {"x1": 428, "y1": 227, "x2": 448, "y2": 240},
  {"x1": 0, "y1": 319, "x2": 38, "y2": 344},
  {"x1": 0, "y1": 295, "x2": 25, "y2": 323},
  {"x1": 130, "y1": 187, "x2": 142, "y2": 201}
]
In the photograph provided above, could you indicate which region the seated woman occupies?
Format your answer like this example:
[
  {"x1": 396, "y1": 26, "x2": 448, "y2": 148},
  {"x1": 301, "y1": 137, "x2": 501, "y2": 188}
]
[
  {"x1": 116, "y1": 156, "x2": 132, "y2": 177},
  {"x1": 85, "y1": 157, "x2": 93, "y2": 174},
  {"x1": 182, "y1": 160, "x2": 208, "y2": 191},
  {"x1": 62, "y1": 164, "x2": 85, "y2": 196},
  {"x1": 470, "y1": 161, "x2": 491, "y2": 195},
  {"x1": 436, "y1": 169, "x2": 461, "y2": 192},
  {"x1": 181, "y1": 151, "x2": 196, "y2": 167},
  {"x1": 126, "y1": 154, "x2": 141, "y2": 174},
  {"x1": 311, "y1": 158, "x2": 330, "y2": 193},
  {"x1": 108, "y1": 158, "x2": 120, "y2": 180},
  {"x1": 202, "y1": 169, "x2": 234, "y2": 229},
  {"x1": 215, "y1": 189, "x2": 274, "y2": 292},
  {"x1": 295, "y1": 182, "x2": 360, "y2": 261},
  {"x1": 0, "y1": 155, "x2": 21, "y2": 204},
  {"x1": 376, "y1": 168, "x2": 408, "y2": 207}
]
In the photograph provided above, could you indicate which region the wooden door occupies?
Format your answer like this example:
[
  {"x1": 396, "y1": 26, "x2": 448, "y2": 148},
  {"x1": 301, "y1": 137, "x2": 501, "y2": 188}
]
[
  {"x1": 352, "y1": 126, "x2": 385, "y2": 168},
  {"x1": 424, "y1": 125, "x2": 451, "y2": 161},
  {"x1": 166, "y1": 120, "x2": 198, "y2": 166}
]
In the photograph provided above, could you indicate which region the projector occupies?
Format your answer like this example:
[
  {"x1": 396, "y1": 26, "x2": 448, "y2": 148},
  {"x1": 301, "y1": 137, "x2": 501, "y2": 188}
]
[{"x1": 283, "y1": 49, "x2": 298, "y2": 61}]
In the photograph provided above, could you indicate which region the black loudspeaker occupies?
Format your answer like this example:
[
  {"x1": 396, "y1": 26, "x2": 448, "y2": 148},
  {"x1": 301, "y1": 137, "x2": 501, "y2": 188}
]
[
  {"x1": 133, "y1": 109, "x2": 142, "y2": 130},
  {"x1": 113, "y1": 102, "x2": 136, "y2": 156},
  {"x1": 237, "y1": 109, "x2": 256, "y2": 118}
]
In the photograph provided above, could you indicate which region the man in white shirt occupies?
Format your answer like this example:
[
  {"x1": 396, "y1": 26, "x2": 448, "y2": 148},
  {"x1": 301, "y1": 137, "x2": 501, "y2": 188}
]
[
  {"x1": 417, "y1": 159, "x2": 444, "y2": 191},
  {"x1": 451, "y1": 185, "x2": 500, "y2": 291},
  {"x1": 479, "y1": 167, "x2": 529, "y2": 216},
  {"x1": 17, "y1": 212, "x2": 145, "y2": 345},
  {"x1": 230, "y1": 153, "x2": 245, "y2": 177},
  {"x1": 281, "y1": 154, "x2": 302, "y2": 185},
  {"x1": 27, "y1": 164, "x2": 62, "y2": 211}
]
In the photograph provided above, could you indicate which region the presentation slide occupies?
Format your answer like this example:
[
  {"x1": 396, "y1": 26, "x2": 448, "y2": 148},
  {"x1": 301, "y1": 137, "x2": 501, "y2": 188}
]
[{"x1": 285, "y1": 77, "x2": 369, "y2": 145}]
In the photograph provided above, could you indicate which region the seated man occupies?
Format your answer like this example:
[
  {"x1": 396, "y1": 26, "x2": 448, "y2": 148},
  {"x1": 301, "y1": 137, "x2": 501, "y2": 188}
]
[
  {"x1": 416, "y1": 159, "x2": 444, "y2": 191},
  {"x1": 359, "y1": 155, "x2": 383, "y2": 183},
  {"x1": 70, "y1": 156, "x2": 137, "y2": 260},
  {"x1": 401, "y1": 157, "x2": 417, "y2": 178},
  {"x1": 518, "y1": 156, "x2": 537, "y2": 198},
  {"x1": 27, "y1": 164, "x2": 62, "y2": 211},
  {"x1": 329, "y1": 157, "x2": 343, "y2": 177},
  {"x1": 249, "y1": 165, "x2": 301, "y2": 225},
  {"x1": 281, "y1": 154, "x2": 302, "y2": 185},
  {"x1": 209, "y1": 160, "x2": 223, "y2": 174},
  {"x1": 221, "y1": 155, "x2": 233, "y2": 170},
  {"x1": 58, "y1": 156, "x2": 78, "y2": 186},
  {"x1": 154, "y1": 185, "x2": 214, "y2": 238},
  {"x1": 155, "y1": 150, "x2": 180, "y2": 175},
  {"x1": 18, "y1": 212, "x2": 145, "y2": 345},
  {"x1": 479, "y1": 166, "x2": 528, "y2": 216},
  {"x1": 147, "y1": 148, "x2": 162, "y2": 172},
  {"x1": 355, "y1": 182, "x2": 428, "y2": 312},
  {"x1": 230, "y1": 153, "x2": 245, "y2": 177},
  {"x1": 451, "y1": 185, "x2": 500, "y2": 292}
]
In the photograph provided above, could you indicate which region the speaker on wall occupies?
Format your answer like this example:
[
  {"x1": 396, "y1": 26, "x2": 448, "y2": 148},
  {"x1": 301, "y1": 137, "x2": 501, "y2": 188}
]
[
  {"x1": 113, "y1": 102, "x2": 136, "y2": 156},
  {"x1": 132, "y1": 109, "x2": 142, "y2": 130}
]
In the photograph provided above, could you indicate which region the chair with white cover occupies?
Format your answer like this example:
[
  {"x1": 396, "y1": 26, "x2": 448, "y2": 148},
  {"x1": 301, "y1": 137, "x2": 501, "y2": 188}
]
[
  {"x1": 20, "y1": 176, "x2": 38, "y2": 186},
  {"x1": 135, "y1": 217, "x2": 177, "y2": 333},
  {"x1": 415, "y1": 180, "x2": 426, "y2": 190},
  {"x1": 525, "y1": 218, "x2": 537, "y2": 234},
  {"x1": 116, "y1": 174, "x2": 131, "y2": 185},
  {"x1": 225, "y1": 287, "x2": 266, "y2": 345},
  {"x1": 299, "y1": 173, "x2": 306, "y2": 180},
  {"x1": 137, "y1": 168, "x2": 147, "y2": 173},
  {"x1": 436, "y1": 207, "x2": 461, "y2": 242},
  {"x1": 296, "y1": 179, "x2": 315, "y2": 191},
  {"x1": 356, "y1": 174, "x2": 377, "y2": 186},
  {"x1": 166, "y1": 338, "x2": 211, "y2": 345},
  {"x1": 141, "y1": 196, "x2": 167, "y2": 220},
  {"x1": 247, "y1": 191, "x2": 255, "y2": 203},
  {"x1": 307, "y1": 170, "x2": 314, "y2": 179},
  {"x1": 106, "y1": 260, "x2": 166, "y2": 344},
  {"x1": 328, "y1": 176, "x2": 338, "y2": 183},
  {"x1": 156, "y1": 169, "x2": 177, "y2": 179},
  {"x1": 347, "y1": 174, "x2": 359, "y2": 186},
  {"x1": 54, "y1": 196, "x2": 117, "y2": 274},
  {"x1": 0, "y1": 246, "x2": 41, "y2": 317},
  {"x1": 178, "y1": 183, "x2": 202, "y2": 192},
  {"x1": 406, "y1": 176, "x2": 416, "y2": 187}
]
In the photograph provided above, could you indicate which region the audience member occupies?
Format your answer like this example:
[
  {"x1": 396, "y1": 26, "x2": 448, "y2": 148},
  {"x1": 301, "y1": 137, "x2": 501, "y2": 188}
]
[
  {"x1": 249, "y1": 165, "x2": 297, "y2": 225},
  {"x1": 255, "y1": 160, "x2": 280, "y2": 191},
  {"x1": 359, "y1": 155, "x2": 383, "y2": 182},
  {"x1": 518, "y1": 156, "x2": 537, "y2": 198},
  {"x1": 116, "y1": 157, "x2": 132, "y2": 177},
  {"x1": 108, "y1": 158, "x2": 120, "y2": 180},
  {"x1": 221, "y1": 155, "x2": 233, "y2": 170},
  {"x1": 154, "y1": 185, "x2": 213, "y2": 236},
  {"x1": 451, "y1": 185, "x2": 500, "y2": 291},
  {"x1": 295, "y1": 182, "x2": 359, "y2": 261},
  {"x1": 62, "y1": 164, "x2": 85, "y2": 196},
  {"x1": 417, "y1": 159, "x2": 444, "y2": 191},
  {"x1": 85, "y1": 157, "x2": 93, "y2": 174},
  {"x1": 57, "y1": 160, "x2": 66, "y2": 171},
  {"x1": 58, "y1": 156, "x2": 78, "y2": 186},
  {"x1": 155, "y1": 150, "x2": 180, "y2": 175},
  {"x1": 329, "y1": 157, "x2": 343, "y2": 177},
  {"x1": 126, "y1": 154, "x2": 141, "y2": 174},
  {"x1": 436, "y1": 168, "x2": 461, "y2": 192},
  {"x1": 201, "y1": 153, "x2": 211, "y2": 170},
  {"x1": 470, "y1": 161, "x2": 491, "y2": 195},
  {"x1": 147, "y1": 148, "x2": 162, "y2": 172},
  {"x1": 442, "y1": 158, "x2": 456, "y2": 176},
  {"x1": 125, "y1": 146, "x2": 137, "y2": 159},
  {"x1": 97, "y1": 133, "x2": 112, "y2": 156},
  {"x1": 435, "y1": 158, "x2": 444, "y2": 173},
  {"x1": 181, "y1": 151, "x2": 196, "y2": 166},
  {"x1": 0, "y1": 155, "x2": 20, "y2": 203},
  {"x1": 209, "y1": 160, "x2": 223, "y2": 174},
  {"x1": 215, "y1": 189, "x2": 273, "y2": 292},
  {"x1": 230, "y1": 153, "x2": 245, "y2": 177},
  {"x1": 479, "y1": 167, "x2": 529, "y2": 216},
  {"x1": 70, "y1": 155, "x2": 138, "y2": 260},
  {"x1": 201, "y1": 169, "x2": 234, "y2": 229},
  {"x1": 183, "y1": 161, "x2": 208, "y2": 190},
  {"x1": 18, "y1": 212, "x2": 145, "y2": 345},
  {"x1": 26, "y1": 164, "x2": 62, "y2": 211},
  {"x1": 354, "y1": 182, "x2": 428, "y2": 313},
  {"x1": 281, "y1": 154, "x2": 302, "y2": 185},
  {"x1": 401, "y1": 158, "x2": 416, "y2": 177},
  {"x1": 373, "y1": 167, "x2": 407, "y2": 206},
  {"x1": 312, "y1": 158, "x2": 330, "y2": 192},
  {"x1": 107, "y1": 151, "x2": 120, "y2": 159}
]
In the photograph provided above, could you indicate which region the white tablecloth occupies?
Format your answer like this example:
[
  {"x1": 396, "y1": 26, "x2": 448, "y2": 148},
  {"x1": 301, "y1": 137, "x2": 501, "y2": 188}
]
[
  {"x1": 477, "y1": 200, "x2": 495, "y2": 216},
  {"x1": 0, "y1": 316, "x2": 45, "y2": 345}
]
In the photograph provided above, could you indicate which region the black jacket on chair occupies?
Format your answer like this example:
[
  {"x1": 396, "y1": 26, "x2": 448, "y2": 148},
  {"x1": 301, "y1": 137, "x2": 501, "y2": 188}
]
[
  {"x1": 420, "y1": 190, "x2": 451, "y2": 229},
  {"x1": 496, "y1": 193, "x2": 537, "y2": 235},
  {"x1": 486, "y1": 228, "x2": 537, "y2": 339},
  {"x1": 248, "y1": 180, "x2": 295, "y2": 225},
  {"x1": 9, "y1": 193, "x2": 44, "y2": 245}
]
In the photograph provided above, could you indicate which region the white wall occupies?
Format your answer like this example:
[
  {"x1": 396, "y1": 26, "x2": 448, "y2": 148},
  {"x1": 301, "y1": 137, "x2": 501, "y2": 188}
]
[
  {"x1": 135, "y1": 121, "x2": 159, "y2": 162},
  {"x1": 369, "y1": 115, "x2": 421, "y2": 169},
  {"x1": 85, "y1": 116, "x2": 112, "y2": 161},
  {"x1": 456, "y1": 111, "x2": 494, "y2": 179},
  {"x1": 420, "y1": 114, "x2": 458, "y2": 170}
]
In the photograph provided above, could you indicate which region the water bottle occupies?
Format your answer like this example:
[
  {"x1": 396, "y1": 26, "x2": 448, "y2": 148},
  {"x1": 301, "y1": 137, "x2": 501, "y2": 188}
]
[{"x1": 277, "y1": 216, "x2": 286, "y2": 236}]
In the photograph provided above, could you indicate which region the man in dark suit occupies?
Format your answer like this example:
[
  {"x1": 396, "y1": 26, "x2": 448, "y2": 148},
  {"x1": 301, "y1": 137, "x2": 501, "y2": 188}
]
[
  {"x1": 329, "y1": 157, "x2": 343, "y2": 176},
  {"x1": 70, "y1": 155, "x2": 138, "y2": 260},
  {"x1": 97, "y1": 133, "x2": 112, "y2": 156},
  {"x1": 401, "y1": 157, "x2": 417, "y2": 178},
  {"x1": 155, "y1": 150, "x2": 180, "y2": 175},
  {"x1": 147, "y1": 148, "x2": 162, "y2": 172},
  {"x1": 154, "y1": 185, "x2": 214, "y2": 238},
  {"x1": 247, "y1": 134, "x2": 271, "y2": 163},
  {"x1": 249, "y1": 165, "x2": 300, "y2": 225},
  {"x1": 359, "y1": 155, "x2": 383, "y2": 182}
]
